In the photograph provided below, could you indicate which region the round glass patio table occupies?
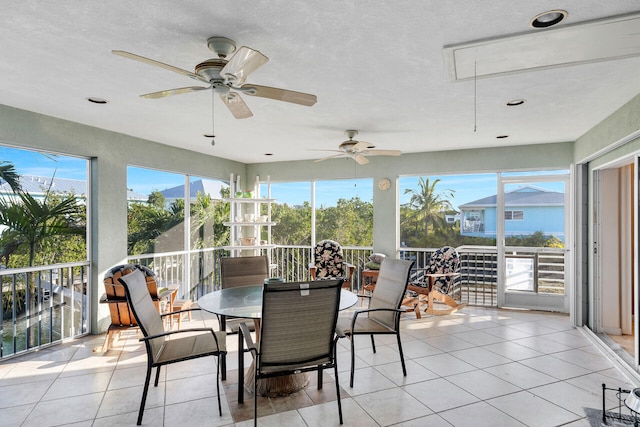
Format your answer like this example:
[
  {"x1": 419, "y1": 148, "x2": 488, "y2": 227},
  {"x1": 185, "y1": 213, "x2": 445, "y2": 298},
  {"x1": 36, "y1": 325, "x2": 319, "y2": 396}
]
[
  {"x1": 197, "y1": 284, "x2": 358, "y2": 319},
  {"x1": 198, "y1": 284, "x2": 358, "y2": 400}
]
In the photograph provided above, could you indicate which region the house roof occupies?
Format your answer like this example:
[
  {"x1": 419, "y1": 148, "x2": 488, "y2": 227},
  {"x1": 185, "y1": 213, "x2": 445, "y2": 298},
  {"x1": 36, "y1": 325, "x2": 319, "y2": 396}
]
[
  {"x1": 459, "y1": 186, "x2": 564, "y2": 209},
  {"x1": 0, "y1": 175, "x2": 147, "y2": 201},
  {"x1": 160, "y1": 179, "x2": 226, "y2": 199}
]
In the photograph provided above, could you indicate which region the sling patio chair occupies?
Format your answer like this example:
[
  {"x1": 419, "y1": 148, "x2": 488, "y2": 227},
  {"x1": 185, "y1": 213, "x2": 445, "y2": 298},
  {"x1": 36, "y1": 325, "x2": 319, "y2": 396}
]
[
  {"x1": 239, "y1": 279, "x2": 345, "y2": 426},
  {"x1": 218, "y1": 255, "x2": 269, "y2": 379},
  {"x1": 118, "y1": 269, "x2": 227, "y2": 425},
  {"x1": 337, "y1": 257, "x2": 414, "y2": 387}
]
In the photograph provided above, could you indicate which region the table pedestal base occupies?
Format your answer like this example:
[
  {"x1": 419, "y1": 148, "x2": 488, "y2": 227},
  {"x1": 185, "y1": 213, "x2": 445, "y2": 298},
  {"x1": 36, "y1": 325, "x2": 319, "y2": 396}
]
[{"x1": 244, "y1": 365, "x2": 309, "y2": 397}]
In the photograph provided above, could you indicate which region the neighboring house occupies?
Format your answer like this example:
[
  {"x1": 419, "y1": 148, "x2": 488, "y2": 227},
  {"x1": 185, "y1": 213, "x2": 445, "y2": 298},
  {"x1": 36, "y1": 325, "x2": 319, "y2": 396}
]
[
  {"x1": 445, "y1": 212, "x2": 460, "y2": 224},
  {"x1": 159, "y1": 179, "x2": 227, "y2": 207},
  {"x1": 0, "y1": 175, "x2": 147, "y2": 204},
  {"x1": 458, "y1": 185, "x2": 565, "y2": 241}
]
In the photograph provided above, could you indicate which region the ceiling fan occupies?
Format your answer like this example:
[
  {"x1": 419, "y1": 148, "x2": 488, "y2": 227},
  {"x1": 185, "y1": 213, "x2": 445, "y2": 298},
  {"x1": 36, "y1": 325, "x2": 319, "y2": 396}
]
[
  {"x1": 112, "y1": 36, "x2": 317, "y2": 119},
  {"x1": 313, "y1": 130, "x2": 402, "y2": 165}
]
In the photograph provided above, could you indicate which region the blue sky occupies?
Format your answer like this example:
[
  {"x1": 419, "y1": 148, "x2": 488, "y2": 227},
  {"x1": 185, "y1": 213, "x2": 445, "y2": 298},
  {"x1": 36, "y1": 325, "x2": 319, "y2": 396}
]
[{"x1": 2, "y1": 146, "x2": 567, "y2": 209}]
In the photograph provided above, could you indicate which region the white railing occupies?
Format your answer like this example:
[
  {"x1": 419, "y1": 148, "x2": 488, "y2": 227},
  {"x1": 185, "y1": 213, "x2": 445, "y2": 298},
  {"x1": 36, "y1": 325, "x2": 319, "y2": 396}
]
[
  {"x1": 126, "y1": 244, "x2": 565, "y2": 311},
  {"x1": 1, "y1": 262, "x2": 90, "y2": 359}
]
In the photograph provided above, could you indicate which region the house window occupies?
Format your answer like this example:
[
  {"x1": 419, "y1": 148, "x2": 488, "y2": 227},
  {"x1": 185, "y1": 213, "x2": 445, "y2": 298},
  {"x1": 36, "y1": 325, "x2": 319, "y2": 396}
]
[{"x1": 505, "y1": 210, "x2": 524, "y2": 221}]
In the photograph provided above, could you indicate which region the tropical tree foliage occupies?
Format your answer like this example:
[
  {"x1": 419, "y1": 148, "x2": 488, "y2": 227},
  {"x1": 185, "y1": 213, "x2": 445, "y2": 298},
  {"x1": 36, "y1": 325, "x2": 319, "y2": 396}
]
[
  {"x1": 270, "y1": 202, "x2": 312, "y2": 246},
  {"x1": 127, "y1": 188, "x2": 231, "y2": 255},
  {"x1": 316, "y1": 197, "x2": 373, "y2": 246},
  {"x1": 0, "y1": 172, "x2": 85, "y2": 267},
  {"x1": 401, "y1": 177, "x2": 455, "y2": 247},
  {"x1": 0, "y1": 161, "x2": 21, "y2": 192}
]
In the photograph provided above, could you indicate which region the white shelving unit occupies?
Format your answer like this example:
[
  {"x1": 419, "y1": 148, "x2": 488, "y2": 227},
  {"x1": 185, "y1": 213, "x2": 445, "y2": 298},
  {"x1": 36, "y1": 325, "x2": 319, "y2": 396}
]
[{"x1": 223, "y1": 174, "x2": 275, "y2": 257}]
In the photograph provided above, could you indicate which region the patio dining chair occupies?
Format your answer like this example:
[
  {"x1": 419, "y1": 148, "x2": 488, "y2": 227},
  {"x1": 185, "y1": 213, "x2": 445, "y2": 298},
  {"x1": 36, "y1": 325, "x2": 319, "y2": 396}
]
[
  {"x1": 118, "y1": 269, "x2": 227, "y2": 425},
  {"x1": 218, "y1": 255, "x2": 269, "y2": 379},
  {"x1": 309, "y1": 239, "x2": 355, "y2": 290},
  {"x1": 98, "y1": 263, "x2": 178, "y2": 352},
  {"x1": 239, "y1": 279, "x2": 345, "y2": 426},
  {"x1": 337, "y1": 257, "x2": 414, "y2": 387}
]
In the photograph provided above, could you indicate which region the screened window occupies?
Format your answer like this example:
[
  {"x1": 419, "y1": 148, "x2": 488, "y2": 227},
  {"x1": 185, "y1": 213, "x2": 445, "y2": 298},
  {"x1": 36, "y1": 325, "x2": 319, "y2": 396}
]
[
  {"x1": 126, "y1": 167, "x2": 228, "y2": 255},
  {"x1": 0, "y1": 146, "x2": 88, "y2": 267},
  {"x1": 315, "y1": 178, "x2": 373, "y2": 246},
  {"x1": 266, "y1": 181, "x2": 312, "y2": 246},
  {"x1": 399, "y1": 174, "x2": 497, "y2": 247}
]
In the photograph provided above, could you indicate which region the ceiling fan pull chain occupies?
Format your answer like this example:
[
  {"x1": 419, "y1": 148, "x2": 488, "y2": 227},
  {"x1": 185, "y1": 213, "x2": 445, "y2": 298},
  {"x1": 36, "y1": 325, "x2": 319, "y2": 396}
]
[{"x1": 210, "y1": 90, "x2": 216, "y2": 145}]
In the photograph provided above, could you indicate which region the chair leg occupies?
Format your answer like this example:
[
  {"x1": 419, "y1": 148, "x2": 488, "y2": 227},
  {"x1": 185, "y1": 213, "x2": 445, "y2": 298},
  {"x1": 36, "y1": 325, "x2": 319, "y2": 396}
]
[
  {"x1": 137, "y1": 364, "x2": 153, "y2": 425},
  {"x1": 216, "y1": 354, "x2": 222, "y2": 416},
  {"x1": 334, "y1": 361, "x2": 344, "y2": 424},
  {"x1": 154, "y1": 365, "x2": 161, "y2": 386},
  {"x1": 318, "y1": 367, "x2": 323, "y2": 389},
  {"x1": 370, "y1": 334, "x2": 377, "y2": 353},
  {"x1": 253, "y1": 368, "x2": 258, "y2": 427},
  {"x1": 396, "y1": 332, "x2": 407, "y2": 377},
  {"x1": 220, "y1": 316, "x2": 227, "y2": 381},
  {"x1": 349, "y1": 336, "x2": 356, "y2": 388},
  {"x1": 220, "y1": 352, "x2": 227, "y2": 381}
]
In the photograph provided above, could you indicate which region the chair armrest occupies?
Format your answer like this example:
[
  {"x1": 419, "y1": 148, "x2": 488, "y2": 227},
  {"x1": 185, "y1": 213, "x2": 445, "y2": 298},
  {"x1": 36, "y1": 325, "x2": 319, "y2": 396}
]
[
  {"x1": 350, "y1": 307, "x2": 405, "y2": 331},
  {"x1": 238, "y1": 323, "x2": 257, "y2": 356},
  {"x1": 309, "y1": 265, "x2": 317, "y2": 280},
  {"x1": 335, "y1": 324, "x2": 347, "y2": 339},
  {"x1": 141, "y1": 327, "x2": 226, "y2": 349}
]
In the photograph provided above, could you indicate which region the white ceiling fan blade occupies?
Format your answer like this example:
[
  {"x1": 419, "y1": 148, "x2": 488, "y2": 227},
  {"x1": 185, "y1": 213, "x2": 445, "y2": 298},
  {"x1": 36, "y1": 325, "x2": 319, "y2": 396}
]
[
  {"x1": 112, "y1": 50, "x2": 209, "y2": 84},
  {"x1": 314, "y1": 154, "x2": 344, "y2": 162},
  {"x1": 220, "y1": 46, "x2": 269, "y2": 85},
  {"x1": 240, "y1": 84, "x2": 317, "y2": 106},
  {"x1": 352, "y1": 141, "x2": 373, "y2": 151},
  {"x1": 220, "y1": 93, "x2": 253, "y2": 119},
  {"x1": 362, "y1": 149, "x2": 402, "y2": 156},
  {"x1": 141, "y1": 86, "x2": 209, "y2": 99},
  {"x1": 353, "y1": 154, "x2": 370, "y2": 165}
]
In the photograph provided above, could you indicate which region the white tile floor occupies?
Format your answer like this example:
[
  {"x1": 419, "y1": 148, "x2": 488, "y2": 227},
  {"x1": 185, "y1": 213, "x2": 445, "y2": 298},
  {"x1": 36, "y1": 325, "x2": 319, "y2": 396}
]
[{"x1": 0, "y1": 306, "x2": 637, "y2": 426}]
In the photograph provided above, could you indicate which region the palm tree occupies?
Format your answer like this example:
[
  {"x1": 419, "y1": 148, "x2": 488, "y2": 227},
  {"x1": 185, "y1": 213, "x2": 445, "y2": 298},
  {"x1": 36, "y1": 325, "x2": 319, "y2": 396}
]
[
  {"x1": 402, "y1": 177, "x2": 454, "y2": 238},
  {"x1": 0, "y1": 162, "x2": 21, "y2": 193},
  {"x1": 0, "y1": 185, "x2": 84, "y2": 266}
]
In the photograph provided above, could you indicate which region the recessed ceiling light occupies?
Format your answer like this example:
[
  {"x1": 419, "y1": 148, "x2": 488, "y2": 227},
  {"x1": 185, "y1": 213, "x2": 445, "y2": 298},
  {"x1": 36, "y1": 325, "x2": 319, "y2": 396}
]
[
  {"x1": 506, "y1": 99, "x2": 526, "y2": 106},
  {"x1": 496, "y1": 135, "x2": 509, "y2": 139},
  {"x1": 264, "y1": 153, "x2": 273, "y2": 156},
  {"x1": 530, "y1": 10, "x2": 567, "y2": 28},
  {"x1": 86, "y1": 97, "x2": 108, "y2": 104}
]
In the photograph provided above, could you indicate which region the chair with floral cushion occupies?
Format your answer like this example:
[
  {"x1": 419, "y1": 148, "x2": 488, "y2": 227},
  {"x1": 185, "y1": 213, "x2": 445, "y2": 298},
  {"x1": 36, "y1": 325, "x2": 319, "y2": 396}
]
[
  {"x1": 405, "y1": 246, "x2": 466, "y2": 317},
  {"x1": 309, "y1": 239, "x2": 355, "y2": 290}
]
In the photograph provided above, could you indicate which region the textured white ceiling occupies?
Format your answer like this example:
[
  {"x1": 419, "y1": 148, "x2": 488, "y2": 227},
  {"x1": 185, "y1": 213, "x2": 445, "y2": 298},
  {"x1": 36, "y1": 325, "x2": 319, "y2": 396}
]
[{"x1": 2, "y1": 1, "x2": 640, "y2": 164}]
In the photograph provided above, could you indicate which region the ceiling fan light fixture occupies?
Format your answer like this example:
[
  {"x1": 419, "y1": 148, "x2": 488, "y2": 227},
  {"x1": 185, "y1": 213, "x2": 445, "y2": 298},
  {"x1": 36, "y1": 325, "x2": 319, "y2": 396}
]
[{"x1": 530, "y1": 10, "x2": 567, "y2": 28}]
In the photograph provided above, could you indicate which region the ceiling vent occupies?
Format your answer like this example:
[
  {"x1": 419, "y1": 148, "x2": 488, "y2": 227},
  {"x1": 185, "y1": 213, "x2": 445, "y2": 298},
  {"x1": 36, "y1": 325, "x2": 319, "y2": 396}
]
[{"x1": 443, "y1": 12, "x2": 640, "y2": 81}]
